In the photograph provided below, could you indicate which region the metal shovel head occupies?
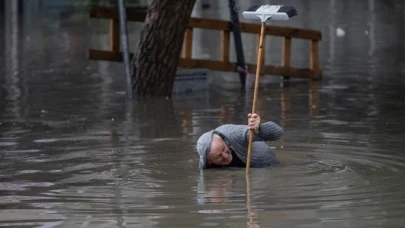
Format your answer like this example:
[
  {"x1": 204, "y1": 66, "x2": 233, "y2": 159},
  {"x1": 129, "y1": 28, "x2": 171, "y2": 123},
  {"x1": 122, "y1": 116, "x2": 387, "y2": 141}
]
[{"x1": 242, "y1": 5, "x2": 297, "y2": 22}]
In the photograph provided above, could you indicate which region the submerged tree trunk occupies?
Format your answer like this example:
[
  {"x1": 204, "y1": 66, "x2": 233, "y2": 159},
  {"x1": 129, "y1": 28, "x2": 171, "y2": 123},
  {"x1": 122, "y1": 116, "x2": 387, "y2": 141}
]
[{"x1": 131, "y1": 0, "x2": 196, "y2": 97}]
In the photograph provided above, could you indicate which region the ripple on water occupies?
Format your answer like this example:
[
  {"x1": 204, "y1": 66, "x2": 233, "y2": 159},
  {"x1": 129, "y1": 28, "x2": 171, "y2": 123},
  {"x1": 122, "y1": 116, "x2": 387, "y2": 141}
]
[
  {"x1": 2, "y1": 119, "x2": 405, "y2": 227},
  {"x1": 1, "y1": 118, "x2": 405, "y2": 227},
  {"x1": 190, "y1": 134, "x2": 405, "y2": 225}
]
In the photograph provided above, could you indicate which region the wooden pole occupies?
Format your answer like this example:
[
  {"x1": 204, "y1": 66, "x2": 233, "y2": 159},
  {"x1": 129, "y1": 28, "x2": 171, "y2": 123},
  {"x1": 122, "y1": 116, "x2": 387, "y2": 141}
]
[
  {"x1": 221, "y1": 30, "x2": 230, "y2": 62},
  {"x1": 183, "y1": 28, "x2": 193, "y2": 59},
  {"x1": 257, "y1": 34, "x2": 265, "y2": 66},
  {"x1": 309, "y1": 40, "x2": 320, "y2": 79},
  {"x1": 109, "y1": 19, "x2": 120, "y2": 52},
  {"x1": 281, "y1": 37, "x2": 292, "y2": 81},
  {"x1": 246, "y1": 172, "x2": 254, "y2": 225},
  {"x1": 246, "y1": 22, "x2": 266, "y2": 174}
]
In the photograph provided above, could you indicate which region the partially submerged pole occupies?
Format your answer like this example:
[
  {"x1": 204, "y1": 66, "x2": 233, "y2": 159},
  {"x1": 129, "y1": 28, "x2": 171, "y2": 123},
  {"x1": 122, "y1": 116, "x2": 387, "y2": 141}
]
[
  {"x1": 117, "y1": 0, "x2": 133, "y2": 100},
  {"x1": 228, "y1": 0, "x2": 247, "y2": 88},
  {"x1": 242, "y1": 5, "x2": 297, "y2": 174}
]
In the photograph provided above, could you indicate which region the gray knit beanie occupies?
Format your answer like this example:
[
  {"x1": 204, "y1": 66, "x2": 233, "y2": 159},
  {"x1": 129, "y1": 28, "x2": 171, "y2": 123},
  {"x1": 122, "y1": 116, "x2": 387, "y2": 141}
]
[{"x1": 196, "y1": 130, "x2": 214, "y2": 169}]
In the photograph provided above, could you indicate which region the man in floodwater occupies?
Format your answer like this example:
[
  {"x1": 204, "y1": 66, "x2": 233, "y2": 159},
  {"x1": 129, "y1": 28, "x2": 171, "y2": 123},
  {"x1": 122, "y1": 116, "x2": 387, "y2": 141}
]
[{"x1": 196, "y1": 113, "x2": 284, "y2": 169}]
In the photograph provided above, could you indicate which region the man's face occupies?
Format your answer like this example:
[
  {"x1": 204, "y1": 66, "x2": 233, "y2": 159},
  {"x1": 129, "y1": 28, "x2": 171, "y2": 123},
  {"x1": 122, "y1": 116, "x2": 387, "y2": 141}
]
[{"x1": 207, "y1": 134, "x2": 232, "y2": 166}]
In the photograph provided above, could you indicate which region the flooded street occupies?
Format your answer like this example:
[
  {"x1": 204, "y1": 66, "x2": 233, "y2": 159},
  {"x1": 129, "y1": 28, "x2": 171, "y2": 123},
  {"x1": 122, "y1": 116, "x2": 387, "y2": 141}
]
[{"x1": 1, "y1": 0, "x2": 405, "y2": 227}]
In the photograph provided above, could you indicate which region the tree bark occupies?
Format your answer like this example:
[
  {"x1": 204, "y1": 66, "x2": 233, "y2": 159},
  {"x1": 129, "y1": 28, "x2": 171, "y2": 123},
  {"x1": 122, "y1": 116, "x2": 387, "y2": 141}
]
[{"x1": 131, "y1": 0, "x2": 196, "y2": 97}]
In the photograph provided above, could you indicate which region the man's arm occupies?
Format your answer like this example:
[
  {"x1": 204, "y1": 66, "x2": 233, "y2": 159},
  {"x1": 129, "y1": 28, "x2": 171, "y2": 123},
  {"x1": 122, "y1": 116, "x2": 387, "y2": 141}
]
[
  {"x1": 215, "y1": 121, "x2": 283, "y2": 145},
  {"x1": 257, "y1": 121, "x2": 284, "y2": 141},
  {"x1": 248, "y1": 113, "x2": 284, "y2": 141}
]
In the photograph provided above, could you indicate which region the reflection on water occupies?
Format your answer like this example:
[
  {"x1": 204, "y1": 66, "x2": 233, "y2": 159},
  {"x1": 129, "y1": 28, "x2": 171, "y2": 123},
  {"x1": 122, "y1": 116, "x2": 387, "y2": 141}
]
[{"x1": 1, "y1": 0, "x2": 405, "y2": 227}]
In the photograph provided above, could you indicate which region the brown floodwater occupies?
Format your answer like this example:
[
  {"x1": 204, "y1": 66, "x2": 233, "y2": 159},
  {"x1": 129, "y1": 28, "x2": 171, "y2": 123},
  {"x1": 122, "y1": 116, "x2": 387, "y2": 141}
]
[{"x1": 1, "y1": 0, "x2": 405, "y2": 227}]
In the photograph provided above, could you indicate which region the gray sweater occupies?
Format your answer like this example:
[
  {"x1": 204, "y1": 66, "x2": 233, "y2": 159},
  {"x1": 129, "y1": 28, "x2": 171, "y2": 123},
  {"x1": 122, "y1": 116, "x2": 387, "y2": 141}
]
[
  {"x1": 215, "y1": 122, "x2": 284, "y2": 167},
  {"x1": 196, "y1": 121, "x2": 284, "y2": 169}
]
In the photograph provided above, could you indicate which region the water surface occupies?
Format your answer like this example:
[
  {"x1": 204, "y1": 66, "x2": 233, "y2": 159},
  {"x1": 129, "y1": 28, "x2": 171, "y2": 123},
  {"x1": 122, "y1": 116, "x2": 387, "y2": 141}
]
[{"x1": 1, "y1": 0, "x2": 405, "y2": 227}]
